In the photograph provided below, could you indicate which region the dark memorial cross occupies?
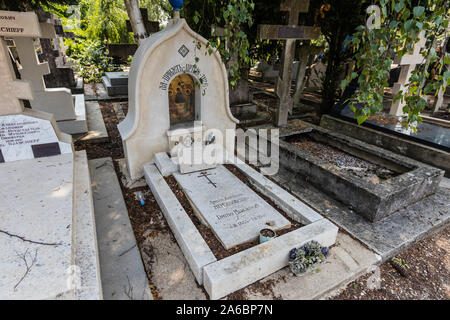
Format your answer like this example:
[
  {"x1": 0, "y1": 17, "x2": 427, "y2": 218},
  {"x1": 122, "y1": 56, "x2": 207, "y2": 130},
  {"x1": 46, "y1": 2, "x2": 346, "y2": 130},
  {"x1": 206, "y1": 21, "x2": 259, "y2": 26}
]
[{"x1": 257, "y1": 0, "x2": 320, "y2": 126}]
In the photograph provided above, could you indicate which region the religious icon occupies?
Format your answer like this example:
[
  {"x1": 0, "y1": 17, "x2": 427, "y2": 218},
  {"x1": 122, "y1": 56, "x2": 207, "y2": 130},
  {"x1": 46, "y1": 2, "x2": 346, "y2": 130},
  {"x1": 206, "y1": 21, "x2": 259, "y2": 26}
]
[{"x1": 169, "y1": 74, "x2": 195, "y2": 126}]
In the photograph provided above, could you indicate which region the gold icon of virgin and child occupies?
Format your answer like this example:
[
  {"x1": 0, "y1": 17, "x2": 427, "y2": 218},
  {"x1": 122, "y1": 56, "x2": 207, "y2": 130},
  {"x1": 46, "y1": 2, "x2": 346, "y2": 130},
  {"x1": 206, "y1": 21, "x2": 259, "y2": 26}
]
[{"x1": 168, "y1": 74, "x2": 195, "y2": 125}]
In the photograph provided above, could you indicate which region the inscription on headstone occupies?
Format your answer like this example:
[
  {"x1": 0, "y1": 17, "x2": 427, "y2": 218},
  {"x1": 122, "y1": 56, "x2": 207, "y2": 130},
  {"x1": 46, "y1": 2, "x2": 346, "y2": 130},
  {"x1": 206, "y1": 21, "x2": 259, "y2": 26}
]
[
  {"x1": 0, "y1": 114, "x2": 71, "y2": 162},
  {"x1": 0, "y1": 11, "x2": 41, "y2": 37},
  {"x1": 174, "y1": 165, "x2": 291, "y2": 249}
]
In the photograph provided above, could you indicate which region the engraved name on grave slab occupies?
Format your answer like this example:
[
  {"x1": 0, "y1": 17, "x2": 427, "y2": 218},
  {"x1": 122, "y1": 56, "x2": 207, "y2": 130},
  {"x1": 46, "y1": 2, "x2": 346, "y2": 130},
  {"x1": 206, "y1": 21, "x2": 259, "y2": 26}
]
[
  {"x1": 174, "y1": 165, "x2": 291, "y2": 249},
  {"x1": 0, "y1": 114, "x2": 72, "y2": 162}
]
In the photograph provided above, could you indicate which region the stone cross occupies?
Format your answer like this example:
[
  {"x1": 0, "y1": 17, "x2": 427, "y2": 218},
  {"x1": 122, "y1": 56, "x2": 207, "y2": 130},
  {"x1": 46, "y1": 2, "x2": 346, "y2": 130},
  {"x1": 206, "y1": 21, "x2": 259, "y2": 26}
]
[
  {"x1": 0, "y1": 10, "x2": 41, "y2": 116},
  {"x1": 257, "y1": 0, "x2": 320, "y2": 126},
  {"x1": 389, "y1": 33, "x2": 427, "y2": 116}
]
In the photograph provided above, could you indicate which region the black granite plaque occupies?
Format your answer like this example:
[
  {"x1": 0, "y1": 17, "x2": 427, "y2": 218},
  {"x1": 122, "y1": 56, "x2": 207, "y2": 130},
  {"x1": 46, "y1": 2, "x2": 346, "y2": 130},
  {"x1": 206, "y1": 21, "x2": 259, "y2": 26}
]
[
  {"x1": 31, "y1": 142, "x2": 61, "y2": 158},
  {"x1": 277, "y1": 26, "x2": 305, "y2": 39}
]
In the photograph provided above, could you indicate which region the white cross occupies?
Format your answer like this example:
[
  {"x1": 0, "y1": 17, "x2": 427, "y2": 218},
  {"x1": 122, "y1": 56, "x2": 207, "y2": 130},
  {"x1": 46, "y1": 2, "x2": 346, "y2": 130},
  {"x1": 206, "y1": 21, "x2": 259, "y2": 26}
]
[{"x1": 0, "y1": 37, "x2": 33, "y2": 116}]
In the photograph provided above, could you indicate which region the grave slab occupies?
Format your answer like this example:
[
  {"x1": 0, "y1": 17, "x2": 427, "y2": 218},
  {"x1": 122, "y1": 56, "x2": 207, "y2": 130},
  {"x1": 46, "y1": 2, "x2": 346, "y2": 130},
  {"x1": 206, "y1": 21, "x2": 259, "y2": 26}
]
[
  {"x1": 320, "y1": 115, "x2": 450, "y2": 177},
  {"x1": 270, "y1": 166, "x2": 450, "y2": 261},
  {"x1": 89, "y1": 157, "x2": 152, "y2": 300},
  {"x1": 144, "y1": 163, "x2": 217, "y2": 284},
  {"x1": 0, "y1": 153, "x2": 74, "y2": 299},
  {"x1": 173, "y1": 165, "x2": 291, "y2": 249},
  {"x1": 102, "y1": 75, "x2": 128, "y2": 97},
  {"x1": 0, "y1": 109, "x2": 72, "y2": 163},
  {"x1": 203, "y1": 218, "x2": 338, "y2": 300},
  {"x1": 235, "y1": 159, "x2": 323, "y2": 225}
]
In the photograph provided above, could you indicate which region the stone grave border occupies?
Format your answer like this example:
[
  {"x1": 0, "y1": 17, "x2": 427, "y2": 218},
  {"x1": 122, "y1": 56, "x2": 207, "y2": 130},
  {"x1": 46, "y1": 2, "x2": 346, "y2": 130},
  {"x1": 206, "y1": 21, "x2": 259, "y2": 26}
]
[
  {"x1": 248, "y1": 121, "x2": 444, "y2": 222},
  {"x1": 320, "y1": 115, "x2": 450, "y2": 177},
  {"x1": 144, "y1": 160, "x2": 338, "y2": 300}
]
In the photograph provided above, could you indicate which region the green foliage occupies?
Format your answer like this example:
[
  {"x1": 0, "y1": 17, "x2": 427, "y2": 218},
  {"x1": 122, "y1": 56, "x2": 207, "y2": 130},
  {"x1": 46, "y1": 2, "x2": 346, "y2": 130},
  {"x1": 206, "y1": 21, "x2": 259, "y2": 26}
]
[
  {"x1": 0, "y1": 0, "x2": 78, "y2": 12},
  {"x1": 187, "y1": 0, "x2": 255, "y2": 88},
  {"x1": 184, "y1": 0, "x2": 282, "y2": 87},
  {"x1": 344, "y1": 0, "x2": 450, "y2": 131},
  {"x1": 66, "y1": 39, "x2": 117, "y2": 83}
]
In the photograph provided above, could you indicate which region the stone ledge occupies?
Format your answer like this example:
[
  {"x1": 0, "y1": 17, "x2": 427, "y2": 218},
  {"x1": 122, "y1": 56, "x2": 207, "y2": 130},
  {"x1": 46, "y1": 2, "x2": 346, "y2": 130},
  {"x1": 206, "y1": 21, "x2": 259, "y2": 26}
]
[
  {"x1": 235, "y1": 159, "x2": 323, "y2": 224},
  {"x1": 154, "y1": 152, "x2": 179, "y2": 177},
  {"x1": 144, "y1": 163, "x2": 217, "y2": 285},
  {"x1": 78, "y1": 101, "x2": 108, "y2": 143},
  {"x1": 73, "y1": 151, "x2": 102, "y2": 300},
  {"x1": 203, "y1": 219, "x2": 338, "y2": 300},
  {"x1": 89, "y1": 157, "x2": 152, "y2": 300}
]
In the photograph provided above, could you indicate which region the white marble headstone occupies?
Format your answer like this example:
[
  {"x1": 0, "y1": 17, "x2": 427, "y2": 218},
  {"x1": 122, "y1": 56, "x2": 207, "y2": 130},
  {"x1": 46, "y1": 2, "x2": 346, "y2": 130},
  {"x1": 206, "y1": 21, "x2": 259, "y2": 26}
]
[{"x1": 174, "y1": 165, "x2": 291, "y2": 249}]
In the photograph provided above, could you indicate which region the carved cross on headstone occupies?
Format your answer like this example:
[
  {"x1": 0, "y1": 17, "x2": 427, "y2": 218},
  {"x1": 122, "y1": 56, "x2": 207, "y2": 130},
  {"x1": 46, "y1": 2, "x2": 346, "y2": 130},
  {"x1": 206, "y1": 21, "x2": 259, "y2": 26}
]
[
  {"x1": 390, "y1": 32, "x2": 427, "y2": 116},
  {"x1": 257, "y1": 0, "x2": 320, "y2": 126},
  {"x1": 0, "y1": 10, "x2": 40, "y2": 116},
  {"x1": 197, "y1": 171, "x2": 217, "y2": 188}
]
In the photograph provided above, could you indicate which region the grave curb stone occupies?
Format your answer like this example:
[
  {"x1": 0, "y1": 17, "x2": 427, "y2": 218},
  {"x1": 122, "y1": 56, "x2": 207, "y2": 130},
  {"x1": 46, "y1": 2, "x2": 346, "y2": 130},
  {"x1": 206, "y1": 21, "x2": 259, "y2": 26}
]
[
  {"x1": 154, "y1": 152, "x2": 179, "y2": 176},
  {"x1": 144, "y1": 163, "x2": 217, "y2": 284}
]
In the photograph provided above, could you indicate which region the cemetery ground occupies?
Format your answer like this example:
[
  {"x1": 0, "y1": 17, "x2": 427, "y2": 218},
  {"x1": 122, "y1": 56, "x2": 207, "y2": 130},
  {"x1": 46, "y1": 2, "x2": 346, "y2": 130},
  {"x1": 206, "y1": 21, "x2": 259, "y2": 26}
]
[{"x1": 74, "y1": 83, "x2": 449, "y2": 300}]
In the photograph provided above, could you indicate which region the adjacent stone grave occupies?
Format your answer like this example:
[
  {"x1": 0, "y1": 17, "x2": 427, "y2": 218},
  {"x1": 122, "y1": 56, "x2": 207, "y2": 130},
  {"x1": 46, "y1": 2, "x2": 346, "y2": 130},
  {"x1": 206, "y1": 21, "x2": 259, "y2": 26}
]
[
  {"x1": 0, "y1": 10, "x2": 101, "y2": 299},
  {"x1": 8, "y1": 11, "x2": 87, "y2": 134},
  {"x1": 257, "y1": 0, "x2": 320, "y2": 126},
  {"x1": 102, "y1": 71, "x2": 129, "y2": 97}
]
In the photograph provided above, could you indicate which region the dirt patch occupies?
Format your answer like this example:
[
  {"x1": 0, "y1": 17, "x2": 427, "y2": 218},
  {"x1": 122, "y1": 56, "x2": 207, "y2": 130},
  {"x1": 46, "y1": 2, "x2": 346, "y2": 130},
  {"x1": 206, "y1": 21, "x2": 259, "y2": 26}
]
[{"x1": 368, "y1": 114, "x2": 401, "y2": 125}]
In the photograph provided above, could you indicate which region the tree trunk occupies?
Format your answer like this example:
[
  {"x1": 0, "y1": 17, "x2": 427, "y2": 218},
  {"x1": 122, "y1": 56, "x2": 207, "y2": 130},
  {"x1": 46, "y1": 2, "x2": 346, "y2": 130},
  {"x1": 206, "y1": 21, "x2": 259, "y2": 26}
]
[{"x1": 124, "y1": 0, "x2": 148, "y2": 44}]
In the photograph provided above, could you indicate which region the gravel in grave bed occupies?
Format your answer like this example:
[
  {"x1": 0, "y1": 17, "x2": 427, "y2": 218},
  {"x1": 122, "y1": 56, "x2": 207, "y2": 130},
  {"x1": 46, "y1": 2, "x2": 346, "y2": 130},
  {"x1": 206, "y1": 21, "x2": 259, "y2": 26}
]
[
  {"x1": 285, "y1": 134, "x2": 398, "y2": 181},
  {"x1": 164, "y1": 165, "x2": 302, "y2": 260}
]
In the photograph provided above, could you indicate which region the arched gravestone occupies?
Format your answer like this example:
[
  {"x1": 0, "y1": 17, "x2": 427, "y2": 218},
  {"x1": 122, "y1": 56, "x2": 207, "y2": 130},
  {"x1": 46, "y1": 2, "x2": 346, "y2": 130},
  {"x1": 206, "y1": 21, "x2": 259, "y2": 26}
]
[{"x1": 119, "y1": 17, "x2": 238, "y2": 180}]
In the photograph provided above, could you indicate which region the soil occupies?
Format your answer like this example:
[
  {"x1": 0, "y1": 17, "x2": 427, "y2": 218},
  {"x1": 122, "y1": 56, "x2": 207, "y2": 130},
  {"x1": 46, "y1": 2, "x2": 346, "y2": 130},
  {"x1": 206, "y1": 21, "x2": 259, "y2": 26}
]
[
  {"x1": 368, "y1": 114, "x2": 401, "y2": 125},
  {"x1": 286, "y1": 134, "x2": 398, "y2": 181},
  {"x1": 260, "y1": 229, "x2": 276, "y2": 238},
  {"x1": 75, "y1": 93, "x2": 449, "y2": 300}
]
